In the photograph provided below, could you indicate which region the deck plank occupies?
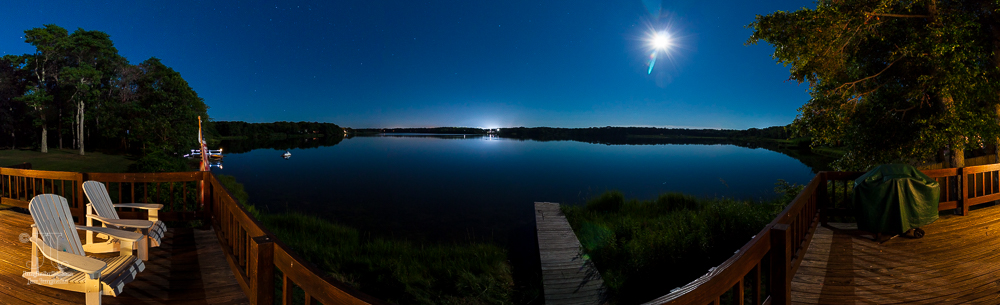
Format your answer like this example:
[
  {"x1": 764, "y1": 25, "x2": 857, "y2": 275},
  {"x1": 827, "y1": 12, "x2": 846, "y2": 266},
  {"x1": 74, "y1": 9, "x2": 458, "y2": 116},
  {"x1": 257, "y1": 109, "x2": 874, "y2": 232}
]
[
  {"x1": 535, "y1": 202, "x2": 608, "y2": 305},
  {"x1": 0, "y1": 209, "x2": 249, "y2": 304},
  {"x1": 791, "y1": 205, "x2": 1000, "y2": 304}
]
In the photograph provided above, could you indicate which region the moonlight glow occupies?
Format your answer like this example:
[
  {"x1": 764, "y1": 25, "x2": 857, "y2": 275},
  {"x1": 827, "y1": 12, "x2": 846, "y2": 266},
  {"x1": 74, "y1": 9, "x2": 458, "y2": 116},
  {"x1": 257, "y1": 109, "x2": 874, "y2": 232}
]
[
  {"x1": 651, "y1": 32, "x2": 671, "y2": 50},
  {"x1": 646, "y1": 30, "x2": 674, "y2": 74}
]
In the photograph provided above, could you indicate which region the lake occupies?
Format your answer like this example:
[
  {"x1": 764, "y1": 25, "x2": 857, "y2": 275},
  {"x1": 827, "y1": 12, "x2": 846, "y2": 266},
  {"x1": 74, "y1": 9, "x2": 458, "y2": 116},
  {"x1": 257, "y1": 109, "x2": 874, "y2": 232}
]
[{"x1": 213, "y1": 134, "x2": 815, "y2": 285}]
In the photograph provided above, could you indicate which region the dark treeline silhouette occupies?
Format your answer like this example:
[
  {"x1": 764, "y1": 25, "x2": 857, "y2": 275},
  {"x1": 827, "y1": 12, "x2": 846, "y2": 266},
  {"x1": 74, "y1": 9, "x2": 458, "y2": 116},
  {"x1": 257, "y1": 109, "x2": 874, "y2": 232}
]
[
  {"x1": 497, "y1": 126, "x2": 788, "y2": 146},
  {"x1": 352, "y1": 127, "x2": 489, "y2": 135},
  {"x1": 0, "y1": 24, "x2": 210, "y2": 156},
  {"x1": 354, "y1": 126, "x2": 790, "y2": 144},
  {"x1": 214, "y1": 121, "x2": 344, "y2": 140},
  {"x1": 219, "y1": 135, "x2": 344, "y2": 154}
]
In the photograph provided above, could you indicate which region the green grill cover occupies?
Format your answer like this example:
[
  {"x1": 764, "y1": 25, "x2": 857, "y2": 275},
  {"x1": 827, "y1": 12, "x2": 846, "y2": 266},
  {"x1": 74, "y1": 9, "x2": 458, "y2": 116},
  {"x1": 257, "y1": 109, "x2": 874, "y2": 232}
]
[{"x1": 853, "y1": 164, "x2": 940, "y2": 235}]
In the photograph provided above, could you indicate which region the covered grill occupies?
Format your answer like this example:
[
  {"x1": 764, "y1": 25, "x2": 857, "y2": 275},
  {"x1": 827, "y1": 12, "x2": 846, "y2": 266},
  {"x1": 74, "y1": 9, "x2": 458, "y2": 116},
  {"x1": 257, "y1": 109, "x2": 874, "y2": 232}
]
[{"x1": 852, "y1": 164, "x2": 940, "y2": 239}]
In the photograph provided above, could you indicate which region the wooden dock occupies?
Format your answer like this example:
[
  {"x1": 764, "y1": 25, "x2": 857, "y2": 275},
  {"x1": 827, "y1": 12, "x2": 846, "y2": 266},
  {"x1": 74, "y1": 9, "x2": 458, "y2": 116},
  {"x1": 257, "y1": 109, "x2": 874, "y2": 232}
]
[
  {"x1": 0, "y1": 209, "x2": 249, "y2": 305},
  {"x1": 535, "y1": 202, "x2": 607, "y2": 305},
  {"x1": 792, "y1": 206, "x2": 1000, "y2": 304}
]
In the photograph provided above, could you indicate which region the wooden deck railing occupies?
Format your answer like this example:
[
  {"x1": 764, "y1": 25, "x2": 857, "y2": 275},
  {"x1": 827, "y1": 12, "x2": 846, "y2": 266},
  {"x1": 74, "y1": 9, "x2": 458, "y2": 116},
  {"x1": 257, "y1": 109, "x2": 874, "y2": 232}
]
[
  {"x1": 205, "y1": 174, "x2": 386, "y2": 305},
  {"x1": 6, "y1": 162, "x2": 1000, "y2": 305},
  {"x1": 642, "y1": 163, "x2": 1000, "y2": 305},
  {"x1": 0, "y1": 164, "x2": 384, "y2": 305},
  {"x1": 1, "y1": 166, "x2": 207, "y2": 222}
]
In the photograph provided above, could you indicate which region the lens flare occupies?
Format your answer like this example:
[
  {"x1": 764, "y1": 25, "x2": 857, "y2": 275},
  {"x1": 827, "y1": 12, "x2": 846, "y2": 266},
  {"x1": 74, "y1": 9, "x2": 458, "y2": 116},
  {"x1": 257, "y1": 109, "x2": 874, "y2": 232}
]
[
  {"x1": 645, "y1": 30, "x2": 674, "y2": 74},
  {"x1": 647, "y1": 52, "x2": 657, "y2": 75}
]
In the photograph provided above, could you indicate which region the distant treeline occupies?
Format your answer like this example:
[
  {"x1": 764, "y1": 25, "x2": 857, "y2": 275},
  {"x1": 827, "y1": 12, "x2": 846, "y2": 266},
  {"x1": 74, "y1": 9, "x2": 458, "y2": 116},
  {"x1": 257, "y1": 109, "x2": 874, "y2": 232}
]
[
  {"x1": 352, "y1": 127, "x2": 490, "y2": 135},
  {"x1": 219, "y1": 136, "x2": 344, "y2": 154},
  {"x1": 214, "y1": 121, "x2": 344, "y2": 140},
  {"x1": 354, "y1": 125, "x2": 790, "y2": 145}
]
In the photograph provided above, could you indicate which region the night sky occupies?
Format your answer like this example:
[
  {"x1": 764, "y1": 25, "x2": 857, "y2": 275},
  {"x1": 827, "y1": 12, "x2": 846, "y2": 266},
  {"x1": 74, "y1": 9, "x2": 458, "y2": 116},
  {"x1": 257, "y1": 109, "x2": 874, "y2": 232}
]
[{"x1": 3, "y1": 0, "x2": 815, "y2": 129}]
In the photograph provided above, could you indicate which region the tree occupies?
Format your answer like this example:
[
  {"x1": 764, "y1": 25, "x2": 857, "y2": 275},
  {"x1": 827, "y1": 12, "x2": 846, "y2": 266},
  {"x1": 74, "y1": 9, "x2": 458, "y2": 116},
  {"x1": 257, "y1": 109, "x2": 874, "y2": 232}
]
[
  {"x1": 748, "y1": 0, "x2": 1000, "y2": 170},
  {"x1": 62, "y1": 28, "x2": 119, "y2": 155},
  {"x1": 128, "y1": 57, "x2": 206, "y2": 153},
  {"x1": 20, "y1": 24, "x2": 69, "y2": 153},
  {"x1": 0, "y1": 56, "x2": 29, "y2": 149}
]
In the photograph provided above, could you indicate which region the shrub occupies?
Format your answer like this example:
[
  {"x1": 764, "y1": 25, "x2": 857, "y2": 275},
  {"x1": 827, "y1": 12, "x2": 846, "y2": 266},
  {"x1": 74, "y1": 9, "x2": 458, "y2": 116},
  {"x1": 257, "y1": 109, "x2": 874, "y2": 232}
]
[
  {"x1": 128, "y1": 150, "x2": 190, "y2": 172},
  {"x1": 562, "y1": 182, "x2": 798, "y2": 304},
  {"x1": 214, "y1": 176, "x2": 514, "y2": 304},
  {"x1": 586, "y1": 190, "x2": 625, "y2": 213}
]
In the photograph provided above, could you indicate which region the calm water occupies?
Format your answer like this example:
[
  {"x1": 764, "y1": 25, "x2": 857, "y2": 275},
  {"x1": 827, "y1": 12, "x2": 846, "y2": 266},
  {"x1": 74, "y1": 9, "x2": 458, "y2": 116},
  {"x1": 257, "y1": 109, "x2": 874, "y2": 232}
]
[{"x1": 214, "y1": 135, "x2": 814, "y2": 281}]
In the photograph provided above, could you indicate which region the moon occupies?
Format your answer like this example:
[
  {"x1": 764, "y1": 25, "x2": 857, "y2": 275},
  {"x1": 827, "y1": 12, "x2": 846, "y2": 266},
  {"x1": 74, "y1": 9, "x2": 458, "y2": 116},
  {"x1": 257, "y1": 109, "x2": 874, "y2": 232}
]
[{"x1": 651, "y1": 32, "x2": 671, "y2": 51}]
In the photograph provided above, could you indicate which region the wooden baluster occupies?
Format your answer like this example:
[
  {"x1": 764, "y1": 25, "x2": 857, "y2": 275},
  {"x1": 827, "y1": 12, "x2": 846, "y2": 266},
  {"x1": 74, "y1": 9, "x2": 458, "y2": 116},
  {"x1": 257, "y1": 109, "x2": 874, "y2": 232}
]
[
  {"x1": 753, "y1": 262, "x2": 761, "y2": 305},
  {"x1": 732, "y1": 278, "x2": 744, "y2": 305},
  {"x1": 282, "y1": 274, "x2": 293, "y2": 305},
  {"x1": 241, "y1": 228, "x2": 248, "y2": 268},
  {"x1": 958, "y1": 175, "x2": 973, "y2": 216}
]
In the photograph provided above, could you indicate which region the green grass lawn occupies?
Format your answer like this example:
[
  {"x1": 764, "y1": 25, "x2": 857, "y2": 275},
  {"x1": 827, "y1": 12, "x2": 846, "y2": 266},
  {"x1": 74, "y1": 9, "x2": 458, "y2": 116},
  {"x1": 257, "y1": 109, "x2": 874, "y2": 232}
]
[{"x1": 0, "y1": 149, "x2": 135, "y2": 173}]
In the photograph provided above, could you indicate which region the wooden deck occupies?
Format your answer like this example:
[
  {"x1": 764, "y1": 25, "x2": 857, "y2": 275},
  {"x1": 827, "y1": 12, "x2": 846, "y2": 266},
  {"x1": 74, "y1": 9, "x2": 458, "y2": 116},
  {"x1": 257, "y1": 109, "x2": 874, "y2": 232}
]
[
  {"x1": 535, "y1": 202, "x2": 607, "y2": 305},
  {"x1": 0, "y1": 209, "x2": 248, "y2": 305},
  {"x1": 792, "y1": 204, "x2": 1000, "y2": 304}
]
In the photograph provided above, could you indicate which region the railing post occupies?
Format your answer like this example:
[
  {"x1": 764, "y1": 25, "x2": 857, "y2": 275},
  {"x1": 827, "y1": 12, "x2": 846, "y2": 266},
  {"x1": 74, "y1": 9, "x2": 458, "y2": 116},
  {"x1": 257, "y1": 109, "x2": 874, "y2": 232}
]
[
  {"x1": 959, "y1": 166, "x2": 968, "y2": 216},
  {"x1": 201, "y1": 172, "x2": 213, "y2": 227},
  {"x1": 199, "y1": 171, "x2": 207, "y2": 212},
  {"x1": 769, "y1": 224, "x2": 790, "y2": 305},
  {"x1": 818, "y1": 172, "x2": 829, "y2": 226},
  {"x1": 249, "y1": 235, "x2": 274, "y2": 305},
  {"x1": 76, "y1": 172, "x2": 88, "y2": 225}
]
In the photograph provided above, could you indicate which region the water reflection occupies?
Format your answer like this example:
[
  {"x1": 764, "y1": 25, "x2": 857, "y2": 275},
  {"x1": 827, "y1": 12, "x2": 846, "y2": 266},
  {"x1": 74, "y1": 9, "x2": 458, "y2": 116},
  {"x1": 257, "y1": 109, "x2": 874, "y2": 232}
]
[
  {"x1": 215, "y1": 135, "x2": 814, "y2": 244},
  {"x1": 214, "y1": 134, "x2": 816, "y2": 291}
]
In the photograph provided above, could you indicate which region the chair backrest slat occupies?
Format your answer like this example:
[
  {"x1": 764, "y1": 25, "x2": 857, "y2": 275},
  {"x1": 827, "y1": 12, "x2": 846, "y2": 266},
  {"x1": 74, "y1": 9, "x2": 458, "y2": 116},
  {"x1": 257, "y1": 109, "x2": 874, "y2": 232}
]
[
  {"x1": 29, "y1": 194, "x2": 85, "y2": 256},
  {"x1": 83, "y1": 181, "x2": 120, "y2": 219}
]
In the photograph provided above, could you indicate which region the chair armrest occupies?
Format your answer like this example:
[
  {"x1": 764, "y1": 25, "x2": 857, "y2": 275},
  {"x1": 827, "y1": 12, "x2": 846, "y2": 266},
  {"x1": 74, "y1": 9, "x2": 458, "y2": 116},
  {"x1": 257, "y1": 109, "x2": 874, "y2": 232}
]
[
  {"x1": 86, "y1": 214, "x2": 154, "y2": 229},
  {"x1": 30, "y1": 237, "x2": 106, "y2": 275},
  {"x1": 77, "y1": 226, "x2": 143, "y2": 242},
  {"x1": 114, "y1": 203, "x2": 162, "y2": 222},
  {"x1": 114, "y1": 203, "x2": 163, "y2": 210}
]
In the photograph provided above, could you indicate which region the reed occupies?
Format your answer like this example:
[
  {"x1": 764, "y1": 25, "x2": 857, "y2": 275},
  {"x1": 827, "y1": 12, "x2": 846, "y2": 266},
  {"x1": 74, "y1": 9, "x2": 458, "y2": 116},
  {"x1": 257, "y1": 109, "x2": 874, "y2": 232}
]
[
  {"x1": 562, "y1": 181, "x2": 801, "y2": 304},
  {"x1": 216, "y1": 175, "x2": 515, "y2": 304}
]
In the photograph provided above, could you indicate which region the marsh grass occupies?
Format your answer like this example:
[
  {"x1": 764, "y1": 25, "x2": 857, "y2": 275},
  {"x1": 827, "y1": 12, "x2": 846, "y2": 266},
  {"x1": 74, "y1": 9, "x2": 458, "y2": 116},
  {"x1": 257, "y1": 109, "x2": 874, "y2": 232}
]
[
  {"x1": 562, "y1": 181, "x2": 801, "y2": 304},
  {"x1": 215, "y1": 175, "x2": 514, "y2": 304}
]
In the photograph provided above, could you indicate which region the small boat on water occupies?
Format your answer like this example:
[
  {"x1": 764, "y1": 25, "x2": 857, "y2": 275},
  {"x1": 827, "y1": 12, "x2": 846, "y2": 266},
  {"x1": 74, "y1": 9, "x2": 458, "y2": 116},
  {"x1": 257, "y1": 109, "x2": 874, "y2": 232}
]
[
  {"x1": 282, "y1": 151, "x2": 291, "y2": 159},
  {"x1": 184, "y1": 148, "x2": 223, "y2": 159}
]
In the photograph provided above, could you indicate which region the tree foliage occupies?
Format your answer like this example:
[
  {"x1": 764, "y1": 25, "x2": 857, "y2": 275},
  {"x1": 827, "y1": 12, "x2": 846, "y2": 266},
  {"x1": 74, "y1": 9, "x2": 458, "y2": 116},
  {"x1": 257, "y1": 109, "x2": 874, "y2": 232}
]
[
  {"x1": 749, "y1": 0, "x2": 1000, "y2": 170},
  {"x1": 0, "y1": 24, "x2": 211, "y2": 156}
]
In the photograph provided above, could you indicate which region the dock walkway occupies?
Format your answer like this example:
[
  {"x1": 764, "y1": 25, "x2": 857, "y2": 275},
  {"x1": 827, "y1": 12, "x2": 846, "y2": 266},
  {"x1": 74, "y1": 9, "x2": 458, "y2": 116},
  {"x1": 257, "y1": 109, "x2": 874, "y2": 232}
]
[
  {"x1": 792, "y1": 205, "x2": 1000, "y2": 304},
  {"x1": 0, "y1": 209, "x2": 248, "y2": 305},
  {"x1": 535, "y1": 202, "x2": 607, "y2": 305}
]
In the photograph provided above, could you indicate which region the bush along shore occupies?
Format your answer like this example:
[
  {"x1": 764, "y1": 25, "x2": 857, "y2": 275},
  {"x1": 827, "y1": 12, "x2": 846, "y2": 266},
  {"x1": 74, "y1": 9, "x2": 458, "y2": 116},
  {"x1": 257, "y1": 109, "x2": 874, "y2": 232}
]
[
  {"x1": 215, "y1": 175, "x2": 516, "y2": 305},
  {"x1": 561, "y1": 181, "x2": 803, "y2": 304}
]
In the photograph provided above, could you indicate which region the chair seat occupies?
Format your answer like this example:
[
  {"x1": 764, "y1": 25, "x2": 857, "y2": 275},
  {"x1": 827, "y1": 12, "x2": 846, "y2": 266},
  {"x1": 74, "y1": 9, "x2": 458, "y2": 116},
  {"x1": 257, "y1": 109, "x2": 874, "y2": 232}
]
[{"x1": 60, "y1": 254, "x2": 145, "y2": 296}]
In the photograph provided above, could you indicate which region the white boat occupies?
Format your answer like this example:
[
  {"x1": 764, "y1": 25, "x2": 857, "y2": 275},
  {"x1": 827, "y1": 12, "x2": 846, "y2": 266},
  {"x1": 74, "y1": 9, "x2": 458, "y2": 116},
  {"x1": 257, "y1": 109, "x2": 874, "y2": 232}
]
[{"x1": 282, "y1": 151, "x2": 291, "y2": 159}]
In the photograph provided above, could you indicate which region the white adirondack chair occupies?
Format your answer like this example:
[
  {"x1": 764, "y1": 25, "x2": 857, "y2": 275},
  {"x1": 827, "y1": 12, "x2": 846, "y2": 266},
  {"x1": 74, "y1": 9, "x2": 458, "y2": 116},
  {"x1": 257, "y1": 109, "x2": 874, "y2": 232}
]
[
  {"x1": 25, "y1": 194, "x2": 146, "y2": 305},
  {"x1": 82, "y1": 181, "x2": 167, "y2": 261}
]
